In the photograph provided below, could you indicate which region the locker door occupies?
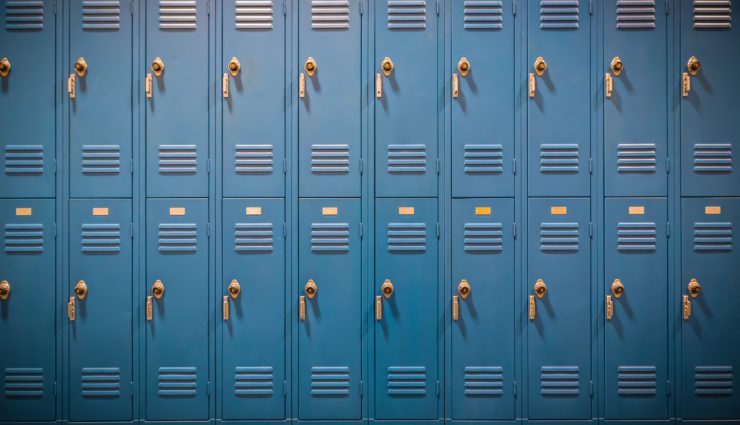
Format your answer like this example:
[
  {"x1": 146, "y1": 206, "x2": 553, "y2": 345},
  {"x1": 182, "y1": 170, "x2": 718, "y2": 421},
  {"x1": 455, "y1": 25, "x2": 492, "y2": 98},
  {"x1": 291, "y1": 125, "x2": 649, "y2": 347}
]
[
  {"x1": 0, "y1": 1, "x2": 55, "y2": 198},
  {"x1": 297, "y1": 0, "x2": 362, "y2": 197},
  {"x1": 604, "y1": 198, "x2": 668, "y2": 419},
  {"x1": 145, "y1": 199, "x2": 209, "y2": 420},
  {"x1": 69, "y1": 0, "x2": 133, "y2": 198},
  {"x1": 0, "y1": 199, "x2": 55, "y2": 420},
  {"x1": 527, "y1": 0, "x2": 591, "y2": 197},
  {"x1": 145, "y1": 1, "x2": 209, "y2": 197},
  {"x1": 681, "y1": 198, "x2": 740, "y2": 419},
  {"x1": 298, "y1": 199, "x2": 362, "y2": 419},
  {"x1": 374, "y1": 0, "x2": 439, "y2": 197},
  {"x1": 451, "y1": 0, "x2": 515, "y2": 197},
  {"x1": 222, "y1": 0, "x2": 286, "y2": 197},
  {"x1": 375, "y1": 198, "x2": 438, "y2": 419},
  {"x1": 527, "y1": 198, "x2": 590, "y2": 419},
  {"x1": 451, "y1": 198, "x2": 515, "y2": 420},
  {"x1": 68, "y1": 199, "x2": 133, "y2": 421},
  {"x1": 680, "y1": 3, "x2": 740, "y2": 196},
  {"x1": 222, "y1": 198, "x2": 285, "y2": 420},
  {"x1": 603, "y1": 0, "x2": 667, "y2": 197}
]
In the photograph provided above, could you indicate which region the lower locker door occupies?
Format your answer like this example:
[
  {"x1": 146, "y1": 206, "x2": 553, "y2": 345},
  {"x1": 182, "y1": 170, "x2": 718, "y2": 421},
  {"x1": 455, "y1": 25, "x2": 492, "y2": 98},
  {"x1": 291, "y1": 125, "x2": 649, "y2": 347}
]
[
  {"x1": 298, "y1": 199, "x2": 362, "y2": 419},
  {"x1": 604, "y1": 198, "x2": 668, "y2": 419},
  {"x1": 375, "y1": 198, "x2": 438, "y2": 419},
  {"x1": 681, "y1": 198, "x2": 740, "y2": 419},
  {"x1": 451, "y1": 198, "x2": 515, "y2": 420},
  {"x1": 222, "y1": 198, "x2": 286, "y2": 420},
  {"x1": 146, "y1": 199, "x2": 209, "y2": 420},
  {"x1": 527, "y1": 198, "x2": 591, "y2": 419},
  {"x1": 0, "y1": 200, "x2": 56, "y2": 421},
  {"x1": 69, "y1": 199, "x2": 133, "y2": 421}
]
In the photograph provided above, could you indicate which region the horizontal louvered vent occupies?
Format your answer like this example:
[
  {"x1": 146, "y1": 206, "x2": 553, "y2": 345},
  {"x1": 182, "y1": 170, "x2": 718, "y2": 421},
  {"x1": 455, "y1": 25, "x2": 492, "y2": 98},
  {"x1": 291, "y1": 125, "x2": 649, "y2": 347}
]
[
  {"x1": 388, "y1": 366, "x2": 426, "y2": 396},
  {"x1": 311, "y1": 144, "x2": 350, "y2": 174},
  {"x1": 695, "y1": 366, "x2": 734, "y2": 396},
  {"x1": 617, "y1": 143, "x2": 656, "y2": 173},
  {"x1": 236, "y1": 0, "x2": 273, "y2": 30},
  {"x1": 235, "y1": 366, "x2": 273, "y2": 396},
  {"x1": 693, "y1": 0, "x2": 732, "y2": 29},
  {"x1": 388, "y1": 144, "x2": 427, "y2": 174},
  {"x1": 311, "y1": 366, "x2": 350, "y2": 396},
  {"x1": 81, "y1": 223, "x2": 121, "y2": 253},
  {"x1": 312, "y1": 0, "x2": 350, "y2": 30},
  {"x1": 4, "y1": 223, "x2": 44, "y2": 254},
  {"x1": 541, "y1": 366, "x2": 580, "y2": 396},
  {"x1": 617, "y1": 222, "x2": 657, "y2": 251},
  {"x1": 464, "y1": 222, "x2": 503, "y2": 252},
  {"x1": 464, "y1": 144, "x2": 504, "y2": 174},
  {"x1": 235, "y1": 144, "x2": 273, "y2": 174},
  {"x1": 387, "y1": 222, "x2": 427, "y2": 252},
  {"x1": 464, "y1": 0, "x2": 503, "y2": 30},
  {"x1": 158, "y1": 367, "x2": 197, "y2": 397},
  {"x1": 82, "y1": 145, "x2": 121, "y2": 175},
  {"x1": 693, "y1": 144, "x2": 732, "y2": 174},
  {"x1": 158, "y1": 223, "x2": 198, "y2": 253},
  {"x1": 81, "y1": 367, "x2": 121, "y2": 398},
  {"x1": 540, "y1": 0, "x2": 580, "y2": 30},
  {"x1": 540, "y1": 222, "x2": 579, "y2": 252},
  {"x1": 618, "y1": 365, "x2": 657, "y2": 396},
  {"x1": 464, "y1": 366, "x2": 504, "y2": 396},
  {"x1": 616, "y1": 0, "x2": 656, "y2": 29},
  {"x1": 82, "y1": 0, "x2": 121, "y2": 31},
  {"x1": 4, "y1": 368, "x2": 44, "y2": 398},
  {"x1": 5, "y1": 145, "x2": 44, "y2": 175},
  {"x1": 159, "y1": 0, "x2": 197, "y2": 30},
  {"x1": 540, "y1": 144, "x2": 580, "y2": 173},
  {"x1": 5, "y1": 0, "x2": 44, "y2": 31},
  {"x1": 387, "y1": 0, "x2": 427, "y2": 30},
  {"x1": 693, "y1": 222, "x2": 732, "y2": 252},
  {"x1": 234, "y1": 223, "x2": 273, "y2": 252},
  {"x1": 159, "y1": 145, "x2": 197, "y2": 175},
  {"x1": 311, "y1": 223, "x2": 350, "y2": 253}
]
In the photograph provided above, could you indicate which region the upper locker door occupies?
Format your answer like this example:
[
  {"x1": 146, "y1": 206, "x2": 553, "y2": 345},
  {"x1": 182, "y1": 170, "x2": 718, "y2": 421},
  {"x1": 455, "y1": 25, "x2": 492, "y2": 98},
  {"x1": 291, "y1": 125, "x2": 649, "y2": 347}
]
[
  {"x1": 680, "y1": 1, "x2": 740, "y2": 196},
  {"x1": 298, "y1": 0, "x2": 362, "y2": 197},
  {"x1": 604, "y1": 198, "x2": 668, "y2": 420},
  {"x1": 681, "y1": 198, "x2": 740, "y2": 419},
  {"x1": 375, "y1": 198, "x2": 438, "y2": 419},
  {"x1": 222, "y1": 199, "x2": 286, "y2": 420},
  {"x1": 451, "y1": 198, "x2": 515, "y2": 420},
  {"x1": 603, "y1": 0, "x2": 667, "y2": 197},
  {"x1": 145, "y1": 199, "x2": 209, "y2": 421},
  {"x1": 222, "y1": 0, "x2": 286, "y2": 197},
  {"x1": 527, "y1": 0, "x2": 590, "y2": 197},
  {"x1": 0, "y1": 200, "x2": 55, "y2": 421},
  {"x1": 0, "y1": 1, "x2": 55, "y2": 198},
  {"x1": 68, "y1": 199, "x2": 133, "y2": 421},
  {"x1": 298, "y1": 199, "x2": 362, "y2": 419},
  {"x1": 375, "y1": 0, "x2": 439, "y2": 197},
  {"x1": 527, "y1": 198, "x2": 590, "y2": 419},
  {"x1": 451, "y1": 0, "x2": 515, "y2": 197},
  {"x1": 146, "y1": 0, "x2": 209, "y2": 197},
  {"x1": 69, "y1": 0, "x2": 133, "y2": 198}
]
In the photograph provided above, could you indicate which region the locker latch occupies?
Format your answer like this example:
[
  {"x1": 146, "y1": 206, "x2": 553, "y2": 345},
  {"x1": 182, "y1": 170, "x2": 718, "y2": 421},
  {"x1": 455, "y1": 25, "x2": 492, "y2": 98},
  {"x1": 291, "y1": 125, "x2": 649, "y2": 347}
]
[
  {"x1": 0, "y1": 57, "x2": 10, "y2": 78},
  {"x1": 0, "y1": 280, "x2": 10, "y2": 301},
  {"x1": 376, "y1": 279, "x2": 394, "y2": 321},
  {"x1": 605, "y1": 56, "x2": 622, "y2": 99},
  {"x1": 683, "y1": 56, "x2": 700, "y2": 97},
  {"x1": 301, "y1": 57, "x2": 315, "y2": 99},
  {"x1": 683, "y1": 278, "x2": 702, "y2": 320},
  {"x1": 151, "y1": 57, "x2": 164, "y2": 77},
  {"x1": 228, "y1": 57, "x2": 241, "y2": 77},
  {"x1": 74, "y1": 280, "x2": 88, "y2": 300},
  {"x1": 453, "y1": 58, "x2": 470, "y2": 99},
  {"x1": 529, "y1": 57, "x2": 547, "y2": 98},
  {"x1": 529, "y1": 279, "x2": 547, "y2": 320},
  {"x1": 224, "y1": 279, "x2": 241, "y2": 321},
  {"x1": 376, "y1": 57, "x2": 394, "y2": 98},
  {"x1": 68, "y1": 74, "x2": 76, "y2": 99},
  {"x1": 74, "y1": 57, "x2": 88, "y2": 77}
]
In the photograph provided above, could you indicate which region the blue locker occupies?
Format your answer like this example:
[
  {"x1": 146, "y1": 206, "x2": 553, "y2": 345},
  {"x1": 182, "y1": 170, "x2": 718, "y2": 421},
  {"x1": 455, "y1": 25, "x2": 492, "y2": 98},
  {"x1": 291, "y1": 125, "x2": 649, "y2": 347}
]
[
  {"x1": 298, "y1": 0, "x2": 362, "y2": 197},
  {"x1": 0, "y1": 1, "x2": 55, "y2": 198},
  {"x1": 0, "y1": 199, "x2": 56, "y2": 421},
  {"x1": 145, "y1": 199, "x2": 209, "y2": 421},
  {"x1": 374, "y1": 0, "x2": 439, "y2": 197},
  {"x1": 680, "y1": 198, "x2": 740, "y2": 419},
  {"x1": 451, "y1": 0, "x2": 515, "y2": 198},
  {"x1": 527, "y1": 0, "x2": 591, "y2": 197},
  {"x1": 450, "y1": 198, "x2": 515, "y2": 420},
  {"x1": 222, "y1": 0, "x2": 286, "y2": 198},
  {"x1": 680, "y1": 1, "x2": 740, "y2": 197},
  {"x1": 374, "y1": 198, "x2": 438, "y2": 419},
  {"x1": 527, "y1": 198, "x2": 590, "y2": 419},
  {"x1": 603, "y1": 0, "x2": 668, "y2": 197},
  {"x1": 68, "y1": 0, "x2": 133, "y2": 198},
  {"x1": 221, "y1": 198, "x2": 286, "y2": 420},
  {"x1": 298, "y1": 198, "x2": 362, "y2": 420},
  {"x1": 145, "y1": 0, "x2": 209, "y2": 197},
  {"x1": 68, "y1": 199, "x2": 133, "y2": 421},
  {"x1": 604, "y1": 198, "x2": 668, "y2": 419}
]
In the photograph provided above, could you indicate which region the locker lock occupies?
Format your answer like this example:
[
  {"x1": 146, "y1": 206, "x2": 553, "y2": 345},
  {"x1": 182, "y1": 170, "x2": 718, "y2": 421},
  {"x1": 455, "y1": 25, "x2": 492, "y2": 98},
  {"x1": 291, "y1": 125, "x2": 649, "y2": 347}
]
[
  {"x1": 74, "y1": 57, "x2": 88, "y2": 77},
  {"x1": 0, "y1": 57, "x2": 10, "y2": 78},
  {"x1": 687, "y1": 56, "x2": 701, "y2": 76},
  {"x1": 610, "y1": 56, "x2": 623, "y2": 76},
  {"x1": 688, "y1": 278, "x2": 702, "y2": 298},
  {"x1": 611, "y1": 279, "x2": 624, "y2": 298},
  {"x1": 151, "y1": 57, "x2": 164, "y2": 77},
  {"x1": 305, "y1": 279, "x2": 317, "y2": 299},
  {"x1": 457, "y1": 57, "x2": 471, "y2": 77},
  {"x1": 381, "y1": 279, "x2": 394, "y2": 299},
  {"x1": 0, "y1": 280, "x2": 10, "y2": 301},
  {"x1": 152, "y1": 280, "x2": 165, "y2": 299},
  {"x1": 534, "y1": 279, "x2": 547, "y2": 299},
  {"x1": 533, "y1": 57, "x2": 547, "y2": 76},
  {"x1": 228, "y1": 57, "x2": 241, "y2": 77},
  {"x1": 381, "y1": 57, "x2": 394, "y2": 77},
  {"x1": 304, "y1": 57, "x2": 317, "y2": 77},
  {"x1": 228, "y1": 279, "x2": 241, "y2": 299},
  {"x1": 457, "y1": 279, "x2": 471, "y2": 299},
  {"x1": 74, "y1": 280, "x2": 88, "y2": 300}
]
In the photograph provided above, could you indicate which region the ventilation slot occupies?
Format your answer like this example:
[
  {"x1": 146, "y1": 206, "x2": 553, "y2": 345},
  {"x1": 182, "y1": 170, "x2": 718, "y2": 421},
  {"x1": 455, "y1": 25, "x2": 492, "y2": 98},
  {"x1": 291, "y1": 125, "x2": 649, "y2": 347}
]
[
  {"x1": 81, "y1": 223, "x2": 121, "y2": 253},
  {"x1": 158, "y1": 223, "x2": 198, "y2": 253},
  {"x1": 158, "y1": 367, "x2": 197, "y2": 397},
  {"x1": 464, "y1": 0, "x2": 503, "y2": 30},
  {"x1": 541, "y1": 366, "x2": 580, "y2": 396},
  {"x1": 4, "y1": 145, "x2": 44, "y2": 175},
  {"x1": 4, "y1": 223, "x2": 44, "y2": 254},
  {"x1": 312, "y1": 0, "x2": 350, "y2": 30},
  {"x1": 540, "y1": 144, "x2": 580, "y2": 173},
  {"x1": 5, "y1": 0, "x2": 44, "y2": 31},
  {"x1": 693, "y1": 0, "x2": 732, "y2": 29},
  {"x1": 387, "y1": 222, "x2": 427, "y2": 252},
  {"x1": 311, "y1": 144, "x2": 350, "y2": 174},
  {"x1": 617, "y1": 222, "x2": 657, "y2": 252},
  {"x1": 235, "y1": 144, "x2": 273, "y2": 174},
  {"x1": 81, "y1": 367, "x2": 121, "y2": 398},
  {"x1": 693, "y1": 144, "x2": 732, "y2": 174},
  {"x1": 82, "y1": 145, "x2": 121, "y2": 175},
  {"x1": 464, "y1": 222, "x2": 503, "y2": 253},
  {"x1": 540, "y1": 222, "x2": 579, "y2": 252},
  {"x1": 617, "y1": 143, "x2": 656, "y2": 173},
  {"x1": 618, "y1": 366, "x2": 657, "y2": 396},
  {"x1": 387, "y1": 0, "x2": 427, "y2": 30},
  {"x1": 235, "y1": 223, "x2": 274, "y2": 253},
  {"x1": 236, "y1": 0, "x2": 273, "y2": 30},
  {"x1": 693, "y1": 222, "x2": 732, "y2": 252},
  {"x1": 159, "y1": 0, "x2": 197, "y2": 30},
  {"x1": 311, "y1": 366, "x2": 350, "y2": 396},
  {"x1": 540, "y1": 0, "x2": 580, "y2": 30},
  {"x1": 616, "y1": 0, "x2": 656, "y2": 29},
  {"x1": 464, "y1": 366, "x2": 504, "y2": 396},
  {"x1": 464, "y1": 144, "x2": 504, "y2": 174},
  {"x1": 387, "y1": 366, "x2": 426, "y2": 396},
  {"x1": 388, "y1": 144, "x2": 427, "y2": 174},
  {"x1": 235, "y1": 366, "x2": 273, "y2": 396},
  {"x1": 159, "y1": 145, "x2": 197, "y2": 175},
  {"x1": 311, "y1": 223, "x2": 350, "y2": 253},
  {"x1": 3, "y1": 368, "x2": 44, "y2": 398},
  {"x1": 82, "y1": 0, "x2": 121, "y2": 31},
  {"x1": 695, "y1": 366, "x2": 734, "y2": 396}
]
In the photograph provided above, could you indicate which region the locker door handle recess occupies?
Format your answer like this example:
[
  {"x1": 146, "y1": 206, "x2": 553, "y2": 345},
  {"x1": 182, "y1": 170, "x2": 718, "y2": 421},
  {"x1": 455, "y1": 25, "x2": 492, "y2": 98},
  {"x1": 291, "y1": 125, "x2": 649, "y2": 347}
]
[
  {"x1": 376, "y1": 57, "x2": 393, "y2": 98},
  {"x1": 0, "y1": 280, "x2": 10, "y2": 301},
  {"x1": 529, "y1": 56, "x2": 547, "y2": 98},
  {"x1": 376, "y1": 279, "x2": 394, "y2": 321},
  {"x1": 147, "y1": 280, "x2": 165, "y2": 322},
  {"x1": 224, "y1": 279, "x2": 241, "y2": 321},
  {"x1": 529, "y1": 279, "x2": 547, "y2": 320},
  {"x1": 683, "y1": 278, "x2": 702, "y2": 320}
]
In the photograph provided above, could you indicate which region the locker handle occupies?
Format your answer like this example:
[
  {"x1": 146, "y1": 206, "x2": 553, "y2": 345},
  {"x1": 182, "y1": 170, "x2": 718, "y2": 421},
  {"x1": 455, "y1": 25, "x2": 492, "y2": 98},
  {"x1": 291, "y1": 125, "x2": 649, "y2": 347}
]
[
  {"x1": 381, "y1": 57, "x2": 393, "y2": 77},
  {"x1": 146, "y1": 73, "x2": 153, "y2": 99},
  {"x1": 688, "y1": 278, "x2": 701, "y2": 298},
  {"x1": 687, "y1": 56, "x2": 701, "y2": 76},
  {"x1": 223, "y1": 296, "x2": 230, "y2": 321},
  {"x1": 682, "y1": 72, "x2": 690, "y2": 98},
  {"x1": 458, "y1": 279, "x2": 471, "y2": 299},
  {"x1": 375, "y1": 73, "x2": 382, "y2": 98},
  {"x1": 151, "y1": 57, "x2": 164, "y2": 77},
  {"x1": 146, "y1": 296, "x2": 153, "y2": 322},
  {"x1": 304, "y1": 57, "x2": 317, "y2": 77},
  {"x1": 610, "y1": 56, "x2": 623, "y2": 76},
  {"x1": 68, "y1": 74, "x2": 76, "y2": 99},
  {"x1": 683, "y1": 295, "x2": 691, "y2": 320},
  {"x1": 299, "y1": 73, "x2": 306, "y2": 98},
  {"x1": 375, "y1": 296, "x2": 382, "y2": 321},
  {"x1": 74, "y1": 280, "x2": 88, "y2": 300},
  {"x1": 74, "y1": 57, "x2": 88, "y2": 77},
  {"x1": 0, "y1": 280, "x2": 10, "y2": 301},
  {"x1": 528, "y1": 73, "x2": 535, "y2": 98},
  {"x1": 533, "y1": 57, "x2": 547, "y2": 76},
  {"x1": 611, "y1": 279, "x2": 625, "y2": 298},
  {"x1": 68, "y1": 297, "x2": 76, "y2": 322},
  {"x1": 606, "y1": 295, "x2": 614, "y2": 321},
  {"x1": 299, "y1": 295, "x2": 306, "y2": 321},
  {"x1": 228, "y1": 57, "x2": 241, "y2": 77},
  {"x1": 0, "y1": 57, "x2": 10, "y2": 78},
  {"x1": 152, "y1": 280, "x2": 165, "y2": 299},
  {"x1": 381, "y1": 279, "x2": 394, "y2": 299},
  {"x1": 528, "y1": 295, "x2": 536, "y2": 320},
  {"x1": 228, "y1": 279, "x2": 241, "y2": 298},
  {"x1": 457, "y1": 57, "x2": 471, "y2": 77},
  {"x1": 534, "y1": 279, "x2": 547, "y2": 298},
  {"x1": 222, "y1": 73, "x2": 229, "y2": 98},
  {"x1": 452, "y1": 295, "x2": 459, "y2": 321},
  {"x1": 452, "y1": 73, "x2": 459, "y2": 98},
  {"x1": 605, "y1": 72, "x2": 613, "y2": 98}
]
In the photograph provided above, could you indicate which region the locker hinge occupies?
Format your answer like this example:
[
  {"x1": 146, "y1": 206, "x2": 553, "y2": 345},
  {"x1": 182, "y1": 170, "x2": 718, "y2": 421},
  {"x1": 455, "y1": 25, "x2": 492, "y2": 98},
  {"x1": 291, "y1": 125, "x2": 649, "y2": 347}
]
[
  {"x1": 666, "y1": 158, "x2": 671, "y2": 174},
  {"x1": 360, "y1": 222, "x2": 364, "y2": 239},
  {"x1": 589, "y1": 222, "x2": 593, "y2": 238},
  {"x1": 590, "y1": 381, "x2": 593, "y2": 396},
  {"x1": 207, "y1": 0, "x2": 212, "y2": 15},
  {"x1": 589, "y1": 0, "x2": 593, "y2": 15},
  {"x1": 512, "y1": 0, "x2": 516, "y2": 15},
  {"x1": 130, "y1": 158, "x2": 134, "y2": 174},
  {"x1": 436, "y1": 380, "x2": 440, "y2": 397},
  {"x1": 54, "y1": 159, "x2": 57, "y2": 174},
  {"x1": 208, "y1": 159, "x2": 212, "y2": 174},
  {"x1": 436, "y1": 0, "x2": 440, "y2": 15},
  {"x1": 513, "y1": 380, "x2": 517, "y2": 397},
  {"x1": 666, "y1": 380, "x2": 670, "y2": 396},
  {"x1": 359, "y1": 0, "x2": 364, "y2": 15},
  {"x1": 436, "y1": 223, "x2": 440, "y2": 239},
  {"x1": 513, "y1": 222, "x2": 517, "y2": 239},
  {"x1": 130, "y1": 381, "x2": 134, "y2": 397},
  {"x1": 130, "y1": 223, "x2": 134, "y2": 239},
  {"x1": 360, "y1": 380, "x2": 364, "y2": 396},
  {"x1": 666, "y1": 221, "x2": 671, "y2": 237},
  {"x1": 207, "y1": 381, "x2": 211, "y2": 396},
  {"x1": 665, "y1": 1, "x2": 669, "y2": 14},
  {"x1": 589, "y1": 158, "x2": 593, "y2": 174},
  {"x1": 436, "y1": 158, "x2": 440, "y2": 174},
  {"x1": 283, "y1": 158, "x2": 287, "y2": 174},
  {"x1": 54, "y1": 223, "x2": 57, "y2": 238},
  {"x1": 130, "y1": 0, "x2": 136, "y2": 15},
  {"x1": 54, "y1": 381, "x2": 57, "y2": 397},
  {"x1": 283, "y1": 380, "x2": 288, "y2": 396},
  {"x1": 283, "y1": 222, "x2": 287, "y2": 238},
  {"x1": 283, "y1": 0, "x2": 287, "y2": 15},
  {"x1": 52, "y1": 0, "x2": 57, "y2": 15},
  {"x1": 208, "y1": 223, "x2": 211, "y2": 238},
  {"x1": 512, "y1": 158, "x2": 517, "y2": 174},
  {"x1": 359, "y1": 158, "x2": 364, "y2": 174}
]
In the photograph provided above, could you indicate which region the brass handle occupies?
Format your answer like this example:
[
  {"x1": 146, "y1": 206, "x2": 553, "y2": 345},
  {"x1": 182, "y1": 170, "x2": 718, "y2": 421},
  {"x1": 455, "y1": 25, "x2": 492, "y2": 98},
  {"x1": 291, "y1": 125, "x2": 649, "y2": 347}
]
[
  {"x1": 457, "y1": 57, "x2": 470, "y2": 77},
  {"x1": 376, "y1": 73, "x2": 383, "y2": 98},
  {"x1": 228, "y1": 56, "x2": 241, "y2": 76},
  {"x1": 381, "y1": 279, "x2": 394, "y2": 299},
  {"x1": 74, "y1": 57, "x2": 88, "y2": 77},
  {"x1": 606, "y1": 295, "x2": 614, "y2": 320},
  {"x1": 452, "y1": 295, "x2": 459, "y2": 321},
  {"x1": 611, "y1": 279, "x2": 625, "y2": 298},
  {"x1": 0, "y1": 280, "x2": 10, "y2": 301},
  {"x1": 452, "y1": 73, "x2": 459, "y2": 98},
  {"x1": 688, "y1": 278, "x2": 702, "y2": 298},
  {"x1": 683, "y1": 295, "x2": 691, "y2": 320},
  {"x1": 458, "y1": 279, "x2": 471, "y2": 299},
  {"x1": 304, "y1": 57, "x2": 317, "y2": 76},
  {"x1": 228, "y1": 279, "x2": 241, "y2": 299},
  {"x1": 529, "y1": 295, "x2": 536, "y2": 320},
  {"x1": 305, "y1": 279, "x2": 317, "y2": 299},
  {"x1": 605, "y1": 73, "x2": 613, "y2": 98},
  {"x1": 610, "y1": 56, "x2": 623, "y2": 76},
  {"x1": 0, "y1": 57, "x2": 10, "y2": 77},
  {"x1": 146, "y1": 296, "x2": 153, "y2": 321},
  {"x1": 152, "y1": 280, "x2": 165, "y2": 299},
  {"x1": 299, "y1": 73, "x2": 306, "y2": 98},
  {"x1": 299, "y1": 296, "x2": 306, "y2": 321},
  {"x1": 146, "y1": 73, "x2": 153, "y2": 98},
  {"x1": 528, "y1": 73, "x2": 535, "y2": 98},
  {"x1": 376, "y1": 295, "x2": 383, "y2": 321},
  {"x1": 68, "y1": 297, "x2": 76, "y2": 321},
  {"x1": 682, "y1": 72, "x2": 691, "y2": 97},
  {"x1": 151, "y1": 57, "x2": 164, "y2": 77},
  {"x1": 222, "y1": 73, "x2": 229, "y2": 98},
  {"x1": 223, "y1": 296, "x2": 230, "y2": 321},
  {"x1": 687, "y1": 56, "x2": 701, "y2": 76},
  {"x1": 534, "y1": 56, "x2": 547, "y2": 76},
  {"x1": 534, "y1": 279, "x2": 547, "y2": 299},
  {"x1": 68, "y1": 74, "x2": 76, "y2": 99},
  {"x1": 74, "y1": 280, "x2": 88, "y2": 300},
  {"x1": 381, "y1": 57, "x2": 394, "y2": 76}
]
